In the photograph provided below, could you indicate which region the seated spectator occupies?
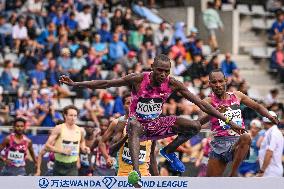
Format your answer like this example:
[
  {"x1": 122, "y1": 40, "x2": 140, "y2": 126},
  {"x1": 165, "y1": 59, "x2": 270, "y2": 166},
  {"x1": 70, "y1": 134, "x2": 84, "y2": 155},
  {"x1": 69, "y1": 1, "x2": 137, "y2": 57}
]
[
  {"x1": 100, "y1": 92, "x2": 114, "y2": 117},
  {"x1": 70, "y1": 48, "x2": 87, "y2": 81},
  {"x1": 0, "y1": 16, "x2": 13, "y2": 52},
  {"x1": 98, "y1": 23, "x2": 112, "y2": 43},
  {"x1": 124, "y1": 51, "x2": 138, "y2": 70},
  {"x1": 183, "y1": 53, "x2": 205, "y2": 80},
  {"x1": 122, "y1": 8, "x2": 137, "y2": 31},
  {"x1": 52, "y1": 7, "x2": 67, "y2": 27},
  {"x1": 81, "y1": 93, "x2": 104, "y2": 126},
  {"x1": 110, "y1": 8, "x2": 123, "y2": 32},
  {"x1": 92, "y1": 33, "x2": 108, "y2": 63},
  {"x1": 154, "y1": 21, "x2": 172, "y2": 47},
  {"x1": 57, "y1": 48, "x2": 72, "y2": 75},
  {"x1": 53, "y1": 34, "x2": 69, "y2": 57},
  {"x1": 173, "y1": 55, "x2": 188, "y2": 76},
  {"x1": 28, "y1": 61, "x2": 46, "y2": 87},
  {"x1": 270, "y1": 42, "x2": 284, "y2": 82},
  {"x1": 140, "y1": 41, "x2": 156, "y2": 67},
  {"x1": 37, "y1": 88, "x2": 62, "y2": 127},
  {"x1": 270, "y1": 10, "x2": 284, "y2": 42},
  {"x1": 221, "y1": 53, "x2": 238, "y2": 78},
  {"x1": 128, "y1": 25, "x2": 145, "y2": 51},
  {"x1": 264, "y1": 89, "x2": 279, "y2": 107},
  {"x1": 65, "y1": 11, "x2": 78, "y2": 34},
  {"x1": 76, "y1": 4, "x2": 92, "y2": 31},
  {"x1": 0, "y1": 87, "x2": 9, "y2": 125},
  {"x1": 23, "y1": 0, "x2": 46, "y2": 29},
  {"x1": 42, "y1": 50, "x2": 54, "y2": 71},
  {"x1": 190, "y1": 39, "x2": 203, "y2": 58},
  {"x1": 157, "y1": 36, "x2": 171, "y2": 55},
  {"x1": 95, "y1": 9, "x2": 110, "y2": 31},
  {"x1": 169, "y1": 37, "x2": 186, "y2": 59},
  {"x1": 37, "y1": 22, "x2": 57, "y2": 47},
  {"x1": 0, "y1": 60, "x2": 15, "y2": 91},
  {"x1": 12, "y1": 16, "x2": 28, "y2": 53},
  {"x1": 172, "y1": 22, "x2": 187, "y2": 44},
  {"x1": 108, "y1": 33, "x2": 129, "y2": 69},
  {"x1": 143, "y1": 26, "x2": 154, "y2": 45}
]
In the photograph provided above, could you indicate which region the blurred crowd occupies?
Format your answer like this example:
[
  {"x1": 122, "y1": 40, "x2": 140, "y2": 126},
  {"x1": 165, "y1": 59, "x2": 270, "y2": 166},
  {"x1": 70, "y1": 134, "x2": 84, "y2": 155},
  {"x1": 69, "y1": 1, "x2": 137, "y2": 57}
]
[{"x1": 0, "y1": 0, "x2": 283, "y2": 177}]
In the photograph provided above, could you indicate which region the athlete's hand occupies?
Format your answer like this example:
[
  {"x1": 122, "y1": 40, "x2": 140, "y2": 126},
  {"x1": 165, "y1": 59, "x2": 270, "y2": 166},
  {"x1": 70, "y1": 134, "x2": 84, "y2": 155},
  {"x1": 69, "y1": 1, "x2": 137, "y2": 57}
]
[
  {"x1": 106, "y1": 157, "x2": 113, "y2": 168},
  {"x1": 59, "y1": 75, "x2": 75, "y2": 86},
  {"x1": 229, "y1": 122, "x2": 247, "y2": 135},
  {"x1": 82, "y1": 146, "x2": 91, "y2": 154},
  {"x1": 271, "y1": 116, "x2": 279, "y2": 125},
  {"x1": 62, "y1": 148, "x2": 72, "y2": 156}
]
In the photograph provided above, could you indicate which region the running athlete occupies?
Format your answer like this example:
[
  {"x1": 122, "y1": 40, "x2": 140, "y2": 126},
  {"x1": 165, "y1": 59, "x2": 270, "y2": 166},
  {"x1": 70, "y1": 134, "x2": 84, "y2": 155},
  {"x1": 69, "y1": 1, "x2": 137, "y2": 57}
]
[
  {"x1": 60, "y1": 54, "x2": 242, "y2": 186},
  {"x1": 45, "y1": 105, "x2": 90, "y2": 176},
  {"x1": 198, "y1": 69, "x2": 279, "y2": 177},
  {"x1": 35, "y1": 146, "x2": 55, "y2": 176},
  {"x1": 0, "y1": 117, "x2": 37, "y2": 176},
  {"x1": 79, "y1": 124, "x2": 100, "y2": 176},
  {"x1": 99, "y1": 92, "x2": 159, "y2": 176}
]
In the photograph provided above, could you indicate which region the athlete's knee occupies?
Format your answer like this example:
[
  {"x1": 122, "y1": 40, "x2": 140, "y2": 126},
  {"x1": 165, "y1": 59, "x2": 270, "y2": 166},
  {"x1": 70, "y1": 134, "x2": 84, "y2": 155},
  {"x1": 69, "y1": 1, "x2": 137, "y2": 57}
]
[{"x1": 239, "y1": 133, "x2": 251, "y2": 145}]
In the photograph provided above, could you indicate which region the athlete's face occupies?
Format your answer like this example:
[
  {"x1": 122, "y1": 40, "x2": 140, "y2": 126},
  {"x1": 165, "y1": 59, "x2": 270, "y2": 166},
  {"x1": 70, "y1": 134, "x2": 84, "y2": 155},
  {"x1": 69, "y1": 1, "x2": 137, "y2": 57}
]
[
  {"x1": 99, "y1": 119, "x2": 109, "y2": 134},
  {"x1": 209, "y1": 72, "x2": 227, "y2": 96},
  {"x1": 152, "y1": 61, "x2": 171, "y2": 85},
  {"x1": 124, "y1": 96, "x2": 131, "y2": 114},
  {"x1": 64, "y1": 109, "x2": 78, "y2": 125},
  {"x1": 14, "y1": 121, "x2": 25, "y2": 135},
  {"x1": 85, "y1": 126, "x2": 95, "y2": 136}
]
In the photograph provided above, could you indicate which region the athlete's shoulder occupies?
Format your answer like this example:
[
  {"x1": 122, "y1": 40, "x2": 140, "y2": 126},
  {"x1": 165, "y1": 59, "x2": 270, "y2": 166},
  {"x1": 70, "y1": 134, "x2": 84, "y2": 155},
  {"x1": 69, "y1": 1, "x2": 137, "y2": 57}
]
[
  {"x1": 124, "y1": 73, "x2": 144, "y2": 81},
  {"x1": 168, "y1": 76, "x2": 184, "y2": 89},
  {"x1": 233, "y1": 91, "x2": 245, "y2": 101}
]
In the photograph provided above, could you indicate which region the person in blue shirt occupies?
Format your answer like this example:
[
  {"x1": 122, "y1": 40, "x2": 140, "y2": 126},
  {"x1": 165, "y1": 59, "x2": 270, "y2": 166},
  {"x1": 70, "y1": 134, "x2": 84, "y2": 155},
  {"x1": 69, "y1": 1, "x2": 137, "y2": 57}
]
[
  {"x1": 221, "y1": 53, "x2": 238, "y2": 77},
  {"x1": 37, "y1": 22, "x2": 57, "y2": 46},
  {"x1": 52, "y1": 7, "x2": 67, "y2": 26},
  {"x1": 270, "y1": 10, "x2": 284, "y2": 42},
  {"x1": 239, "y1": 119, "x2": 265, "y2": 177},
  {"x1": 28, "y1": 61, "x2": 46, "y2": 87},
  {"x1": 98, "y1": 23, "x2": 112, "y2": 43},
  {"x1": 100, "y1": 93, "x2": 114, "y2": 117},
  {"x1": 65, "y1": 12, "x2": 78, "y2": 33},
  {"x1": 108, "y1": 33, "x2": 129, "y2": 69},
  {"x1": 0, "y1": 60, "x2": 14, "y2": 91}
]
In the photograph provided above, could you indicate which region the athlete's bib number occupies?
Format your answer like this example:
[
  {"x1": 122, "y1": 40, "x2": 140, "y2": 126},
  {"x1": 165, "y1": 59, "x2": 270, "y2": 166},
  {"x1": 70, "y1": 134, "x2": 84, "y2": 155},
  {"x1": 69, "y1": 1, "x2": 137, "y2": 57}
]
[
  {"x1": 122, "y1": 145, "x2": 146, "y2": 165},
  {"x1": 136, "y1": 98, "x2": 163, "y2": 120},
  {"x1": 218, "y1": 108, "x2": 243, "y2": 136},
  {"x1": 7, "y1": 151, "x2": 24, "y2": 166},
  {"x1": 62, "y1": 142, "x2": 79, "y2": 156},
  {"x1": 80, "y1": 154, "x2": 89, "y2": 166}
]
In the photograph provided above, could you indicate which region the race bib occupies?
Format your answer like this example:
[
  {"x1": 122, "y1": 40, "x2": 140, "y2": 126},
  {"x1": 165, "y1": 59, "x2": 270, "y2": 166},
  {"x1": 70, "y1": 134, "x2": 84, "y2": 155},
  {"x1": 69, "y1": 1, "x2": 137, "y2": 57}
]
[
  {"x1": 218, "y1": 108, "x2": 243, "y2": 129},
  {"x1": 7, "y1": 151, "x2": 24, "y2": 166},
  {"x1": 62, "y1": 141, "x2": 79, "y2": 156},
  {"x1": 80, "y1": 154, "x2": 89, "y2": 166},
  {"x1": 122, "y1": 142, "x2": 146, "y2": 165},
  {"x1": 136, "y1": 98, "x2": 163, "y2": 120}
]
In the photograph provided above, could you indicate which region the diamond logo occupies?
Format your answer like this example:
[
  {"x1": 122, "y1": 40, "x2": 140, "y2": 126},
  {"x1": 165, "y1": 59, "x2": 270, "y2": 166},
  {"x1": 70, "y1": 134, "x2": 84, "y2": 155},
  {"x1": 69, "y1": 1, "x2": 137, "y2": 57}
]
[{"x1": 102, "y1": 177, "x2": 117, "y2": 189}]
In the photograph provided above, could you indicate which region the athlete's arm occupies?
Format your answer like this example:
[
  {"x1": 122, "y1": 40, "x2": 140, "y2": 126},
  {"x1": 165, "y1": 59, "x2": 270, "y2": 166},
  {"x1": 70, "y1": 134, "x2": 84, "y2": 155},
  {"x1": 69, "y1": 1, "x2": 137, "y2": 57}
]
[
  {"x1": 45, "y1": 126, "x2": 69, "y2": 154},
  {"x1": 0, "y1": 137, "x2": 9, "y2": 163},
  {"x1": 35, "y1": 147, "x2": 47, "y2": 176},
  {"x1": 28, "y1": 139, "x2": 37, "y2": 164},
  {"x1": 235, "y1": 91, "x2": 279, "y2": 125},
  {"x1": 109, "y1": 135, "x2": 128, "y2": 156},
  {"x1": 101, "y1": 119, "x2": 118, "y2": 143},
  {"x1": 149, "y1": 141, "x2": 159, "y2": 176},
  {"x1": 80, "y1": 128, "x2": 90, "y2": 154},
  {"x1": 59, "y1": 73, "x2": 141, "y2": 89}
]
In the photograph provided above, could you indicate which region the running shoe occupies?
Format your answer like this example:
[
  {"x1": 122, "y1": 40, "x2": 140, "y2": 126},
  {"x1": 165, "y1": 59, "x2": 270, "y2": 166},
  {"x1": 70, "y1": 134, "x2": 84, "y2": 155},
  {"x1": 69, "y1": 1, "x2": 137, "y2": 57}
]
[
  {"x1": 128, "y1": 170, "x2": 142, "y2": 188},
  {"x1": 160, "y1": 148, "x2": 185, "y2": 172}
]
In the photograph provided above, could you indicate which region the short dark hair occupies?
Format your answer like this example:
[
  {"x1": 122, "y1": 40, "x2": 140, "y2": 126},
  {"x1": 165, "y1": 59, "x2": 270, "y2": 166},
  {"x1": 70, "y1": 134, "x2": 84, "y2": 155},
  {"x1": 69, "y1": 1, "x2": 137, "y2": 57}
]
[
  {"x1": 63, "y1": 105, "x2": 79, "y2": 115},
  {"x1": 153, "y1": 54, "x2": 170, "y2": 66},
  {"x1": 122, "y1": 92, "x2": 131, "y2": 104},
  {"x1": 14, "y1": 117, "x2": 26, "y2": 126},
  {"x1": 209, "y1": 69, "x2": 225, "y2": 80}
]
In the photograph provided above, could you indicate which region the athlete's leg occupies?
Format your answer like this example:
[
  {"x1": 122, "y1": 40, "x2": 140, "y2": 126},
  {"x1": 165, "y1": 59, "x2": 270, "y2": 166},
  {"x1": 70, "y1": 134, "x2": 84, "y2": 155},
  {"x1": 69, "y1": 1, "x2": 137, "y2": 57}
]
[
  {"x1": 206, "y1": 158, "x2": 227, "y2": 177},
  {"x1": 164, "y1": 116, "x2": 201, "y2": 154},
  {"x1": 229, "y1": 133, "x2": 251, "y2": 177}
]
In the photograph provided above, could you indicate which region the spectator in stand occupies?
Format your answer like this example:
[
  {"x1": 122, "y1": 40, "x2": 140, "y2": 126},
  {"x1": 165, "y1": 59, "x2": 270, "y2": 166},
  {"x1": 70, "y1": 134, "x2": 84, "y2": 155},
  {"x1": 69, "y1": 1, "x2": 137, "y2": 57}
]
[
  {"x1": 169, "y1": 37, "x2": 186, "y2": 59},
  {"x1": 110, "y1": 8, "x2": 123, "y2": 32},
  {"x1": 108, "y1": 33, "x2": 129, "y2": 69},
  {"x1": 257, "y1": 111, "x2": 284, "y2": 177},
  {"x1": 122, "y1": 8, "x2": 138, "y2": 31},
  {"x1": 12, "y1": 16, "x2": 28, "y2": 53},
  {"x1": 37, "y1": 22, "x2": 57, "y2": 47},
  {"x1": 203, "y1": 1, "x2": 223, "y2": 52},
  {"x1": 128, "y1": 25, "x2": 145, "y2": 51},
  {"x1": 264, "y1": 89, "x2": 279, "y2": 107},
  {"x1": 221, "y1": 53, "x2": 238, "y2": 78},
  {"x1": 270, "y1": 10, "x2": 284, "y2": 42},
  {"x1": 100, "y1": 92, "x2": 114, "y2": 118},
  {"x1": 95, "y1": 9, "x2": 110, "y2": 31},
  {"x1": 70, "y1": 48, "x2": 87, "y2": 81},
  {"x1": 98, "y1": 22, "x2": 112, "y2": 43},
  {"x1": 76, "y1": 4, "x2": 92, "y2": 31},
  {"x1": 0, "y1": 16, "x2": 13, "y2": 53},
  {"x1": 172, "y1": 22, "x2": 187, "y2": 44},
  {"x1": 173, "y1": 55, "x2": 188, "y2": 76},
  {"x1": 24, "y1": 0, "x2": 46, "y2": 29},
  {"x1": 184, "y1": 53, "x2": 205, "y2": 80},
  {"x1": 270, "y1": 43, "x2": 284, "y2": 83},
  {"x1": 28, "y1": 61, "x2": 46, "y2": 87},
  {"x1": 0, "y1": 87, "x2": 9, "y2": 125},
  {"x1": 92, "y1": 33, "x2": 108, "y2": 64},
  {"x1": 154, "y1": 21, "x2": 172, "y2": 47},
  {"x1": 157, "y1": 36, "x2": 171, "y2": 55},
  {"x1": 57, "y1": 48, "x2": 72, "y2": 75},
  {"x1": 239, "y1": 119, "x2": 265, "y2": 177},
  {"x1": 65, "y1": 12, "x2": 78, "y2": 34},
  {"x1": 140, "y1": 41, "x2": 156, "y2": 67},
  {"x1": 0, "y1": 60, "x2": 15, "y2": 91},
  {"x1": 143, "y1": 26, "x2": 154, "y2": 45}
]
